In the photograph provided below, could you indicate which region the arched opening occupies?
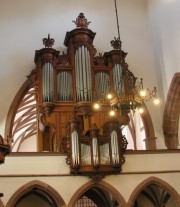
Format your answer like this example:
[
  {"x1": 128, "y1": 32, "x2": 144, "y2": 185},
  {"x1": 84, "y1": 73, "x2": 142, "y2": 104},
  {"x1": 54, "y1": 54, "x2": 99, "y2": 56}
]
[
  {"x1": 163, "y1": 73, "x2": 180, "y2": 149},
  {"x1": 123, "y1": 105, "x2": 156, "y2": 150},
  {"x1": 128, "y1": 176, "x2": 180, "y2": 207},
  {"x1": 69, "y1": 181, "x2": 127, "y2": 207},
  {"x1": 6, "y1": 180, "x2": 66, "y2": 207},
  {"x1": 4, "y1": 80, "x2": 38, "y2": 152}
]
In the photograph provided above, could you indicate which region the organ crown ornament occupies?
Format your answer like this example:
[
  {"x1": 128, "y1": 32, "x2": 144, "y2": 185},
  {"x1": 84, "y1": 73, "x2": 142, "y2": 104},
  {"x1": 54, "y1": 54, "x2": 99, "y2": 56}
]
[
  {"x1": 73, "y1": 12, "x2": 91, "y2": 28},
  {"x1": 43, "y1": 34, "x2": 55, "y2": 48},
  {"x1": 110, "y1": 37, "x2": 122, "y2": 50}
]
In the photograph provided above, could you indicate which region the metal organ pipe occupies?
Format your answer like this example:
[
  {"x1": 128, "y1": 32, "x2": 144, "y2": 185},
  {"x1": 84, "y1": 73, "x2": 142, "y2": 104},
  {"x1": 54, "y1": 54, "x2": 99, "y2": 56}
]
[
  {"x1": 75, "y1": 46, "x2": 92, "y2": 102},
  {"x1": 113, "y1": 63, "x2": 123, "y2": 96},
  {"x1": 100, "y1": 143, "x2": 110, "y2": 164},
  {"x1": 81, "y1": 143, "x2": 91, "y2": 164},
  {"x1": 111, "y1": 130, "x2": 119, "y2": 164},
  {"x1": 71, "y1": 131, "x2": 79, "y2": 165},
  {"x1": 42, "y1": 62, "x2": 54, "y2": 102},
  {"x1": 57, "y1": 71, "x2": 72, "y2": 101},
  {"x1": 86, "y1": 47, "x2": 92, "y2": 101},
  {"x1": 92, "y1": 137, "x2": 99, "y2": 165},
  {"x1": 95, "y1": 72, "x2": 110, "y2": 99},
  {"x1": 75, "y1": 53, "x2": 80, "y2": 101}
]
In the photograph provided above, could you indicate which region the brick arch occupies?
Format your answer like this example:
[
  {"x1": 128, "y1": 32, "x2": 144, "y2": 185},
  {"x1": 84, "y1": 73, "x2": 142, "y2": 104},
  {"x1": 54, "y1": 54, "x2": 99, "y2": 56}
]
[
  {"x1": 163, "y1": 73, "x2": 180, "y2": 149},
  {"x1": 5, "y1": 180, "x2": 67, "y2": 207},
  {"x1": 68, "y1": 180, "x2": 127, "y2": 207},
  {"x1": 140, "y1": 103, "x2": 156, "y2": 149},
  {"x1": 127, "y1": 176, "x2": 180, "y2": 207}
]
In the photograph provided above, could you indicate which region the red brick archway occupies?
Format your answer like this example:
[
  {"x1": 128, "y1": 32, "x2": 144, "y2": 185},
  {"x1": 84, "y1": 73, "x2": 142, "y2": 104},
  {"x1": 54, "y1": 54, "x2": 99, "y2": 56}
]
[
  {"x1": 5, "y1": 180, "x2": 67, "y2": 207},
  {"x1": 127, "y1": 176, "x2": 180, "y2": 207},
  {"x1": 163, "y1": 73, "x2": 180, "y2": 149},
  {"x1": 68, "y1": 180, "x2": 127, "y2": 207}
]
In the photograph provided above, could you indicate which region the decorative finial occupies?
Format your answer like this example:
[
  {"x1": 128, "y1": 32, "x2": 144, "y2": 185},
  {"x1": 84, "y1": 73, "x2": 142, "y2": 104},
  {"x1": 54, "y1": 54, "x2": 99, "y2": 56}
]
[
  {"x1": 73, "y1": 13, "x2": 91, "y2": 28},
  {"x1": 110, "y1": 37, "x2": 122, "y2": 50},
  {"x1": 43, "y1": 34, "x2": 54, "y2": 48}
]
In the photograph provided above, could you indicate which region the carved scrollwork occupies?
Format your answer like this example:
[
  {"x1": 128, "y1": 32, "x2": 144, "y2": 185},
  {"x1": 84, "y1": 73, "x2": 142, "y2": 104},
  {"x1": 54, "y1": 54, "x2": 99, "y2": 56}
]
[
  {"x1": 0, "y1": 135, "x2": 10, "y2": 164},
  {"x1": 59, "y1": 52, "x2": 70, "y2": 66},
  {"x1": 89, "y1": 173, "x2": 105, "y2": 182},
  {"x1": 27, "y1": 68, "x2": 38, "y2": 88},
  {"x1": 121, "y1": 135, "x2": 128, "y2": 151},
  {"x1": 94, "y1": 53, "x2": 105, "y2": 66}
]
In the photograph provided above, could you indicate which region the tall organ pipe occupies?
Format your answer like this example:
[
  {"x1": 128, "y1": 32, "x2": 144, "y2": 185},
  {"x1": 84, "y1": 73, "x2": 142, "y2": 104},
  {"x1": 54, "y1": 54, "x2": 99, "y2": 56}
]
[
  {"x1": 71, "y1": 131, "x2": 79, "y2": 165},
  {"x1": 113, "y1": 63, "x2": 123, "y2": 96},
  {"x1": 75, "y1": 46, "x2": 92, "y2": 102},
  {"x1": 92, "y1": 137, "x2": 99, "y2": 165},
  {"x1": 75, "y1": 53, "x2": 80, "y2": 101},
  {"x1": 111, "y1": 130, "x2": 119, "y2": 164},
  {"x1": 42, "y1": 62, "x2": 54, "y2": 102}
]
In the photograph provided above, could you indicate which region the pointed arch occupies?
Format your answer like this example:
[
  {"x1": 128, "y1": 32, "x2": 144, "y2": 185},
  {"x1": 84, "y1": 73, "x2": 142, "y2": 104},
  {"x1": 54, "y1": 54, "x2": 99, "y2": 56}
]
[
  {"x1": 163, "y1": 73, "x2": 180, "y2": 149},
  {"x1": 140, "y1": 103, "x2": 156, "y2": 149},
  {"x1": 127, "y1": 105, "x2": 156, "y2": 150},
  {"x1": 5, "y1": 80, "x2": 30, "y2": 146},
  {"x1": 4, "y1": 79, "x2": 38, "y2": 151},
  {"x1": 127, "y1": 176, "x2": 180, "y2": 207},
  {"x1": 68, "y1": 180, "x2": 127, "y2": 207},
  {"x1": 5, "y1": 180, "x2": 67, "y2": 207}
]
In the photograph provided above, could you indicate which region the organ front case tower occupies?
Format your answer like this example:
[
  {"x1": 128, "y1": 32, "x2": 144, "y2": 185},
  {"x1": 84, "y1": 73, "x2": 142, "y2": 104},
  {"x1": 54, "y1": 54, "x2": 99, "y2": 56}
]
[{"x1": 32, "y1": 13, "x2": 128, "y2": 175}]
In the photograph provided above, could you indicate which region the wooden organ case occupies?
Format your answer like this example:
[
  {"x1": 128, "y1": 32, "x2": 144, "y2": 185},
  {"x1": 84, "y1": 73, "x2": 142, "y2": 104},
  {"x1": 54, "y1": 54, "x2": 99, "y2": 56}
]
[{"x1": 31, "y1": 13, "x2": 131, "y2": 178}]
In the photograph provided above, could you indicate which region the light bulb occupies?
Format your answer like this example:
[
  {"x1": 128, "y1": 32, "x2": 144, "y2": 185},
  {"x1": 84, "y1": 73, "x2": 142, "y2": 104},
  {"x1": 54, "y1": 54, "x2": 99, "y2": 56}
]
[
  {"x1": 93, "y1": 103, "x2": 100, "y2": 109},
  {"x1": 140, "y1": 90, "x2": 146, "y2": 97},
  {"x1": 138, "y1": 107, "x2": 144, "y2": 114},
  {"x1": 153, "y1": 98, "x2": 160, "y2": 105},
  {"x1": 107, "y1": 93, "x2": 113, "y2": 99},
  {"x1": 109, "y1": 110, "x2": 115, "y2": 116}
]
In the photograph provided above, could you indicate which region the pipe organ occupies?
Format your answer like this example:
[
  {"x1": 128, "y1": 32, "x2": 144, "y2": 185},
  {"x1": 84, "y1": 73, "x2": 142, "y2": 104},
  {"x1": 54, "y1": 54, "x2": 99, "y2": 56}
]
[{"x1": 29, "y1": 13, "x2": 131, "y2": 177}]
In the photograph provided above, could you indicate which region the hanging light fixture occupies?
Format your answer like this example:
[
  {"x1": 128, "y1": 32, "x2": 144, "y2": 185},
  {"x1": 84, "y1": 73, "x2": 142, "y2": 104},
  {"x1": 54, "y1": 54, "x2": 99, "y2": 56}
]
[{"x1": 93, "y1": 0, "x2": 159, "y2": 117}]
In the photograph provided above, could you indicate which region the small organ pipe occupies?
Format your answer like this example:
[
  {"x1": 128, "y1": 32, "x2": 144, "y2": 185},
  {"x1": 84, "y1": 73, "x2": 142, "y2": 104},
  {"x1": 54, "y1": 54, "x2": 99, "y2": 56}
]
[
  {"x1": 71, "y1": 131, "x2": 79, "y2": 165},
  {"x1": 92, "y1": 137, "x2": 99, "y2": 165},
  {"x1": 95, "y1": 72, "x2": 110, "y2": 99},
  {"x1": 111, "y1": 130, "x2": 119, "y2": 164},
  {"x1": 57, "y1": 71, "x2": 72, "y2": 101}
]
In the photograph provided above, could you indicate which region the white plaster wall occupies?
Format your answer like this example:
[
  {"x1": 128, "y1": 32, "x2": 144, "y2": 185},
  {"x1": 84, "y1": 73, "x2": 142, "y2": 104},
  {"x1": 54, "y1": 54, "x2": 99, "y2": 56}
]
[
  {"x1": 0, "y1": 0, "x2": 165, "y2": 147},
  {"x1": 1, "y1": 153, "x2": 180, "y2": 176},
  {"x1": 146, "y1": 0, "x2": 180, "y2": 146},
  {"x1": 147, "y1": 0, "x2": 180, "y2": 98},
  {"x1": 1, "y1": 173, "x2": 180, "y2": 206},
  {"x1": 0, "y1": 153, "x2": 180, "y2": 205}
]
